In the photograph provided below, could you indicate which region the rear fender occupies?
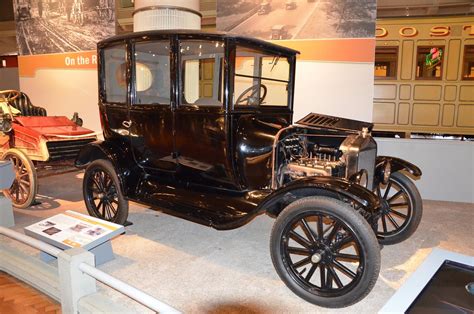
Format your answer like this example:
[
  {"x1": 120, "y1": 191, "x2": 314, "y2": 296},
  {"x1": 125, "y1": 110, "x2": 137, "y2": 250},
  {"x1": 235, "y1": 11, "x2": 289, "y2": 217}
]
[
  {"x1": 75, "y1": 140, "x2": 138, "y2": 196},
  {"x1": 261, "y1": 176, "x2": 381, "y2": 217},
  {"x1": 375, "y1": 156, "x2": 421, "y2": 185}
]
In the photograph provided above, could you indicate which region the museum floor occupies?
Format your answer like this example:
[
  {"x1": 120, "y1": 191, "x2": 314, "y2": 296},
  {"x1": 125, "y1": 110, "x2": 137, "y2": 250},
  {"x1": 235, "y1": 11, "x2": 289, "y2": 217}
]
[{"x1": 5, "y1": 171, "x2": 474, "y2": 313}]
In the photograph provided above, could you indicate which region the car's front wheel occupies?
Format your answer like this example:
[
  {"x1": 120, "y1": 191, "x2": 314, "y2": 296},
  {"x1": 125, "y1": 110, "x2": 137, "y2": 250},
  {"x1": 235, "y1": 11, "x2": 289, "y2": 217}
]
[
  {"x1": 270, "y1": 196, "x2": 381, "y2": 308},
  {"x1": 83, "y1": 159, "x2": 129, "y2": 225}
]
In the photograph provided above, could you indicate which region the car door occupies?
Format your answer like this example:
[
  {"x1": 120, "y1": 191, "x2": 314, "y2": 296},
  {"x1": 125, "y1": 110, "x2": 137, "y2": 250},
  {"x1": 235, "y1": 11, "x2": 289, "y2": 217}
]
[
  {"x1": 174, "y1": 37, "x2": 238, "y2": 190},
  {"x1": 128, "y1": 37, "x2": 176, "y2": 173}
]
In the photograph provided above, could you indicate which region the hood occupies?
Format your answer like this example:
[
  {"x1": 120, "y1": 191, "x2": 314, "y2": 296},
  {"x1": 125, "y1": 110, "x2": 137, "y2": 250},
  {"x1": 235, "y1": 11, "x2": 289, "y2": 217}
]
[
  {"x1": 15, "y1": 116, "x2": 95, "y2": 137},
  {"x1": 296, "y1": 113, "x2": 373, "y2": 133}
]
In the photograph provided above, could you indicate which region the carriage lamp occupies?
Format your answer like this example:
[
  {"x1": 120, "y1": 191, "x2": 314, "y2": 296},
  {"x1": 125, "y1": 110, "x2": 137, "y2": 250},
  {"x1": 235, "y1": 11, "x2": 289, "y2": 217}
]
[
  {"x1": 0, "y1": 112, "x2": 12, "y2": 133},
  {"x1": 377, "y1": 160, "x2": 392, "y2": 185},
  {"x1": 350, "y1": 169, "x2": 369, "y2": 188}
]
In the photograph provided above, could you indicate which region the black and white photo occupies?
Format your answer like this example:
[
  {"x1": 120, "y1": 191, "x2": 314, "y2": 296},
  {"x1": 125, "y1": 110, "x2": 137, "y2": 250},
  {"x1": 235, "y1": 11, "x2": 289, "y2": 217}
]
[
  {"x1": 217, "y1": 0, "x2": 376, "y2": 40},
  {"x1": 13, "y1": 0, "x2": 116, "y2": 55}
]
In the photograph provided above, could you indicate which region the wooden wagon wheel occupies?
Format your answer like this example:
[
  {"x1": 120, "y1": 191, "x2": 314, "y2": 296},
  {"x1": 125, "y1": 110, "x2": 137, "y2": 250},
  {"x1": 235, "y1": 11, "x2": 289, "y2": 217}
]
[{"x1": 2, "y1": 148, "x2": 37, "y2": 208}]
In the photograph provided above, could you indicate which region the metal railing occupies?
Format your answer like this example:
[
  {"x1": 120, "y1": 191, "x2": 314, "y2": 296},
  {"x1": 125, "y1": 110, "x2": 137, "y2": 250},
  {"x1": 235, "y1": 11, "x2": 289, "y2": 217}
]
[{"x1": 0, "y1": 226, "x2": 180, "y2": 314}]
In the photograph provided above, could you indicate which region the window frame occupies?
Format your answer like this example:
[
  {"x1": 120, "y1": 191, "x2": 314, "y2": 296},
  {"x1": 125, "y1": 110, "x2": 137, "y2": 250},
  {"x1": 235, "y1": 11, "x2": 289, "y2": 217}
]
[
  {"x1": 130, "y1": 37, "x2": 173, "y2": 107},
  {"x1": 415, "y1": 46, "x2": 445, "y2": 81},
  {"x1": 231, "y1": 42, "x2": 293, "y2": 111},
  {"x1": 101, "y1": 43, "x2": 128, "y2": 106},
  {"x1": 374, "y1": 46, "x2": 399, "y2": 80},
  {"x1": 177, "y1": 35, "x2": 227, "y2": 109},
  {"x1": 462, "y1": 45, "x2": 474, "y2": 81}
]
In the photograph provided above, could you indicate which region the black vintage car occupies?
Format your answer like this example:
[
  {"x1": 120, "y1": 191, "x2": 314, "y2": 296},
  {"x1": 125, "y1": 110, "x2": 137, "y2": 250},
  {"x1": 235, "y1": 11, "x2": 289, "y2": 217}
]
[{"x1": 76, "y1": 30, "x2": 423, "y2": 308}]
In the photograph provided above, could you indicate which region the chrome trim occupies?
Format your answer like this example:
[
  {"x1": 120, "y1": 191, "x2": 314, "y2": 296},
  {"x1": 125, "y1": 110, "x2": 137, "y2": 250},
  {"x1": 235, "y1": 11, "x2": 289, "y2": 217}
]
[{"x1": 132, "y1": 5, "x2": 203, "y2": 17}]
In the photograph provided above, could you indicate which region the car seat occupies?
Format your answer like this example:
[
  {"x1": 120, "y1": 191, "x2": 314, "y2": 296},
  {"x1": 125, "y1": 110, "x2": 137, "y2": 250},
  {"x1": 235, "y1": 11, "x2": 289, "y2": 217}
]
[{"x1": 8, "y1": 92, "x2": 47, "y2": 116}]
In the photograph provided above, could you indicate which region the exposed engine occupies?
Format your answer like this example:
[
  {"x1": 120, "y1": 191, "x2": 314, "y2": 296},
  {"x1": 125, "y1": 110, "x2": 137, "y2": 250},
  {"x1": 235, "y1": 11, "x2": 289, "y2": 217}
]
[{"x1": 277, "y1": 127, "x2": 377, "y2": 190}]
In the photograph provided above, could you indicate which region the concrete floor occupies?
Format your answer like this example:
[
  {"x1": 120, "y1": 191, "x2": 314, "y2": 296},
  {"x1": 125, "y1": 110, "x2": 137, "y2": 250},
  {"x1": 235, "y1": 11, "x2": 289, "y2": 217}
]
[{"x1": 6, "y1": 171, "x2": 474, "y2": 313}]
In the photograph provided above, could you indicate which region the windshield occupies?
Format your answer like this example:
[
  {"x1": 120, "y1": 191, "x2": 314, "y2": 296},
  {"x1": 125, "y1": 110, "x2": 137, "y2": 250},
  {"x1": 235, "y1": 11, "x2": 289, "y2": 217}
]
[{"x1": 234, "y1": 46, "x2": 290, "y2": 108}]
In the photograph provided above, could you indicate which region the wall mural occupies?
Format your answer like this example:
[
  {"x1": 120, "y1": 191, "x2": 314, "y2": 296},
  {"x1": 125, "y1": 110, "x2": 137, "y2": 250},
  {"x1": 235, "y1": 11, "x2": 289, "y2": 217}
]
[
  {"x1": 13, "y1": 0, "x2": 115, "y2": 55},
  {"x1": 217, "y1": 0, "x2": 376, "y2": 41}
]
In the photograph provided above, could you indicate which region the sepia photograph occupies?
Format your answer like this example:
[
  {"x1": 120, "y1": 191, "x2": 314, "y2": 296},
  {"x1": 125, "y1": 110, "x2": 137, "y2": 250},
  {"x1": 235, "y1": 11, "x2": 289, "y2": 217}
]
[
  {"x1": 13, "y1": 0, "x2": 116, "y2": 55},
  {"x1": 217, "y1": 0, "x2": 376, "y2": 40}
]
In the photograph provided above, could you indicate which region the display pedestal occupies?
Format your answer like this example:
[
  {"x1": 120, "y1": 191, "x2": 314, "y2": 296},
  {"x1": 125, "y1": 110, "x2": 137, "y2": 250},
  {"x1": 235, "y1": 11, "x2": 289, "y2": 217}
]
[
  {"x1": 40, "y1": 241, "x2": 114, "y2": 266},
  {"x1": 0, "y1": 161, "x2": 15, "y2": 228},
  {"x1": 25, "y1": 211, "x2": 125, "y2": 266},
  {"x1": 0, "y1": 196, "x2": 14, "y2": 228}
]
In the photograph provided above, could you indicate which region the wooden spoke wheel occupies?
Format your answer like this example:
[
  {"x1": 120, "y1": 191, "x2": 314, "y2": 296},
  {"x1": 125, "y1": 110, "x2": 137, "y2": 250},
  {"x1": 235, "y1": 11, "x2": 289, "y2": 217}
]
[{"x1": 2, "y1": 149, "x2": 37, "y2": 208}]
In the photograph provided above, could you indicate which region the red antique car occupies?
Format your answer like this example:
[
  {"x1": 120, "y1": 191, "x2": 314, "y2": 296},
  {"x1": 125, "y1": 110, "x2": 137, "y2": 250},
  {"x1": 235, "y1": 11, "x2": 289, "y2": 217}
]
[{"x1": 0, "y1": 90, "x2": 97, "y2": 208}]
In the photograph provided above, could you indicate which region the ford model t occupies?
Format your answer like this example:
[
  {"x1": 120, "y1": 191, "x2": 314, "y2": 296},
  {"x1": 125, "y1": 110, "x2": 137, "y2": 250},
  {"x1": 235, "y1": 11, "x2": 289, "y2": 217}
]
[
  {"x1": 76, "y1": 31, "x2": 423, "y2": 308},
  {"x1": 0, "y1": 90, "x2": 97, "y2": 208}
]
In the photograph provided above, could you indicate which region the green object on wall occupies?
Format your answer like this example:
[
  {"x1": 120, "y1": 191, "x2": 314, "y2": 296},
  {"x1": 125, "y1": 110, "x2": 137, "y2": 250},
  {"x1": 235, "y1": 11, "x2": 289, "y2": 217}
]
[{"x1": 120, "y1": 0, "x2": 134, "y2": 8}]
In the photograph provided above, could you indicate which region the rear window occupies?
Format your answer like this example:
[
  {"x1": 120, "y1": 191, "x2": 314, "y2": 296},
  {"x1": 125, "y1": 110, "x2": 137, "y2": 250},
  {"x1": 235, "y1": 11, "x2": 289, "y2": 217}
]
[{"x1": 103, "y1": 45, "x2": 127, "y2": 104}]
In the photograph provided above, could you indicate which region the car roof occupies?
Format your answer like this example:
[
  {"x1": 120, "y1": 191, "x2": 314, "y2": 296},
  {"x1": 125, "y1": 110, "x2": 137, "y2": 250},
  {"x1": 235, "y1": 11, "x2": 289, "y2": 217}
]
[{"x1": 98, "y1": 30, "x2": 300, "y2": 55}]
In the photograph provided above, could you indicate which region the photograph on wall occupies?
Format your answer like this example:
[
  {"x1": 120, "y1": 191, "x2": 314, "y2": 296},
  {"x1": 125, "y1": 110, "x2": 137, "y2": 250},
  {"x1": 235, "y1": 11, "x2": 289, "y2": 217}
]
[
  {"x1": 13, "y1": 0, "x2": 115, "y2": 55},
  {"x1": 217, "y1": 0, "x2": 376, "y2": 40}
]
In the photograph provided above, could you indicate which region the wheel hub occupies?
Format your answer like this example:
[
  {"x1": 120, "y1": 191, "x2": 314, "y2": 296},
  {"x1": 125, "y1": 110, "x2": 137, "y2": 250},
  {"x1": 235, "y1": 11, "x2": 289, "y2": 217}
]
[
  {"x1": 311, "y1": 252, "x2": 322, "y2": 264},
  {"x1": 380, "y1": 199, "x2": 391, "y2": 214}
]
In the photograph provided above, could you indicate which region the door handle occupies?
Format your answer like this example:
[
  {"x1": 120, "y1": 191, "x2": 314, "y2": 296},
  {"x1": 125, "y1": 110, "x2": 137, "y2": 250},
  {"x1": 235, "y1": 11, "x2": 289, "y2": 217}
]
[{"x1": 122, "y1": 120, "x2": 131, "y2": 128}]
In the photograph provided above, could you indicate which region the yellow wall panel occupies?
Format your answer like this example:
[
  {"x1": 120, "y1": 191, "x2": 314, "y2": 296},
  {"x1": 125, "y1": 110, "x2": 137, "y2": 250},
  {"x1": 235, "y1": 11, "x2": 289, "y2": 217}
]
[
  {"x1": 401, "y1": 40, "x2": 414, "y2": 80},
  {"x1": 460, "y1": 86, "x2": 474, "y2": 101},
  {"x1": 413, "y1": 85, "x2": 442, "y2": 101},
  {"x1": 374, "y1": 84, "x2": 397, "y2": 100},
  {"x1": 446, "y1": 39, "x2": 461, "y2": 81},
  {"x1": 442, "y1": 104, "x2": 455, "y2": 126},
  {"x1": 399, "y1": 85, "x2": 411, "y2": 100},
  {"x1": 444, "y1": 85, "x2": 457, "y2": 101},
  {"x1": 373, "y1": 102, "x2": 396, "y2": 124},
  {"x1": 412, "y1": 103, "x2": 440, "y2": 126},
  {"x1": 457, "y1": 104, "x2": 474, "y2": 127},
  {"x1": 398, "y1": 102, "x2": 410, "y2": 125}
]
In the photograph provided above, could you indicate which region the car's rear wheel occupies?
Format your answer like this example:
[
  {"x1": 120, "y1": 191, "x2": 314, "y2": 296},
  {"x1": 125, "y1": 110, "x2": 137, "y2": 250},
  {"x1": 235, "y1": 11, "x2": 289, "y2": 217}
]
[
  {"x1": 270, "y1": 197, "x2": 380, "y2": 308},
  {"x1": 83, "y1": 159, "x2": 128, "y2": 225},
  {"x1": 2, "y1": 149, "x2": 37, "y2": 209},
  {"x1": 375, "y1": 172, "x2": 422, "y2": 245}
]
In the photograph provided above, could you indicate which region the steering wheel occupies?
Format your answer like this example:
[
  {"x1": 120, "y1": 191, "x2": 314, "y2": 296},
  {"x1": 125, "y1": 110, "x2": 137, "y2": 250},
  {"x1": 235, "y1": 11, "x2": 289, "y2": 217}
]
[
  {"x1": 0, "y1": 90, "x2": 21, "y2": 102},
  {"x1": 235, "y1": 84, "x2": 267, "y2": 106}
]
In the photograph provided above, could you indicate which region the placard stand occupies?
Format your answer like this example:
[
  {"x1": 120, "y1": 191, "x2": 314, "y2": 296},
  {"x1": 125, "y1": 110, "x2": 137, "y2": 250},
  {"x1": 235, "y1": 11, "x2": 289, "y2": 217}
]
[
  {"x1": 25, "y1": 211, "x2": 125, "y2": 266},
  {"x1": 0, "y1": 161, "x2": 15, "y2": 228},
  {"x1": 39, "y1": 240, "x2": 114, "y2": 266}
]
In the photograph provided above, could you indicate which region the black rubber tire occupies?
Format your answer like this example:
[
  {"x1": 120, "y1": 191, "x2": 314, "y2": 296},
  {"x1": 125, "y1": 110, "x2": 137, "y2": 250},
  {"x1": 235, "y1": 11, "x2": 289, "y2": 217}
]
[
  {"x1": 270, "y1": 196, "x2": 381, "y2": 308},
  {"x1": 83, "y1": 159, "x2": 129, "y2": 225},
  {"x1": 2, "y1": 148, "x2": 37, "y2": 209},
  {"x1": 376, "y1": 172, "x2": 423, "y2": 245}
]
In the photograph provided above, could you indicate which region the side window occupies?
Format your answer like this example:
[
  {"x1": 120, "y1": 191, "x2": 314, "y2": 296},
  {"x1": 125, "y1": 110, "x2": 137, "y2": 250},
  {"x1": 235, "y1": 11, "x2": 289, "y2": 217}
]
[
  {"x1": 374, "y1": 47, "x2": 398, "y2": 80},
  {"x1": 234, "y1": 46, "x2": 290, "y2": 107},
  {"x1": 416, "y1": 46, "x2": 444, "y2": 80},
  {"x1": 134, "y1": 41, "x2": 171, "y2": 105},
  {"x1": 103, "y1": 45, "x2": 127, "y2": 104},
  {"x1": 462, "y1": 45, "x2": 474, "y2": 80},
  {"x1": 180, "y1": 40, "x2": 224, "y2": 107}
]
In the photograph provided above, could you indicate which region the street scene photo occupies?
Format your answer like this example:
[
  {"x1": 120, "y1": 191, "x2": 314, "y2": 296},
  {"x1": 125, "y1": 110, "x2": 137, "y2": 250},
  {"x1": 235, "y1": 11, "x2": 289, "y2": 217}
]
[
  {"x1": 13, "y1": 0, "x2": 115, "y2": 55},
  {"x1": 217, "y1": 0, "x2": 376, "y2": 40}
]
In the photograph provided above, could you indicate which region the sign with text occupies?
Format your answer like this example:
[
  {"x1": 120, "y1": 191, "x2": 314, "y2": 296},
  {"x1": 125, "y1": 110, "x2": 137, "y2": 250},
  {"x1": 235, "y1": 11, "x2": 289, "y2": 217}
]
[{"x1": 25, "y1": 210, "x2": 123, "y2": 249}]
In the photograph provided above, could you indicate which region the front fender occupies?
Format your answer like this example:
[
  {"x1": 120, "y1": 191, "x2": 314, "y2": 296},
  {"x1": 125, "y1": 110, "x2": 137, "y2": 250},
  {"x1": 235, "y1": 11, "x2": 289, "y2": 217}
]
[
  {"x1": 376, "y1": 156, "x2": 422, "y2": 179},
  {"x1": 75, "y1": 139, "x2": 138, "y2": 196},
  {"x1": 260, "y1": 176, "x2": 381, "y2": 217}
]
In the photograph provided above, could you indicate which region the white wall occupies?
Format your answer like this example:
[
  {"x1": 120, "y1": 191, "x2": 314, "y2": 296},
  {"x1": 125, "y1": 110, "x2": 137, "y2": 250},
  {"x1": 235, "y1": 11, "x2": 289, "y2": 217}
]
[
  {"x1": 376, "y1": 138, "x2": 474, "y2": 203},
  {"x1": 19, "y1": 69, "x2": 101, "y2": 133},
  {"x1": 293, "y1": 61, "x2": 374, "y2": 122}
]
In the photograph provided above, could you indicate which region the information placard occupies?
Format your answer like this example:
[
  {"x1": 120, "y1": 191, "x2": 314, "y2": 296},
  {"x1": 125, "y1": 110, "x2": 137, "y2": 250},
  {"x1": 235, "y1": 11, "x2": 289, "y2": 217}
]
[{"x1": 25, "y1": 210, "x2": 124, "y2": 251}]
